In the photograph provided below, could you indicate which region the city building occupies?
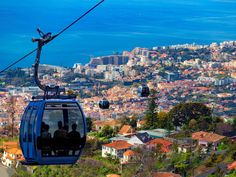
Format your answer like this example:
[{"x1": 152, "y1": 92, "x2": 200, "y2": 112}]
[
  {"x1": 121, "y1": 150, "x2": 138, "y2": 164},
  {"x1": 127, "y1": 132, "x2": 152, "y2": 146},
  {"x1": 145, "y1": 138, "x2": 172, "y2": 153},
  {"x1": 102, "y1": 140, "x2": 133, "y2": 159},
  {"x1": 192, "y1": 131, "x2": 225, "y2": 150}
]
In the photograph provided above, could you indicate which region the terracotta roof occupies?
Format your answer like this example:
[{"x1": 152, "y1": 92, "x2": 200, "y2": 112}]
[
  {"x1": 6, "y1": 155, "x2": 15, "y2": 161},
  {"x1": 94, "y1": 120, "x2": 119, "y2": 127},
  {"x1": 153, "y1": 172, "x2": 181, "y2": 177},
  {"x1": 123, "y1": 150, "x2": 137, "y2": 157},
  {"x1": 146, "y1": 138, "x2": 172, "y2": 153},
  {"x1": 119, "y1": 125, "x2": 133, "y2": 135},
  {"x1": 139, "y1": 120, "x2": 145, "y2": 124},
  {"x1": 3, "y1": 141, "x2": 18, "y2": 149},
  {"x1": 5, "y1": 148, "x2": 22, "y2": 155},
  {"x1": 106, "y1": 174, "x2": 121, "y2": 177},
  {"x1": 137, "y1": 120, "x2": 145, "y2": 126},
  {"x1": 103, "y1": 140, "x2": 132, "y2": 150},
  {"x1": 192, "y1": 131, "x2": 225, "y2": 143},
  {"x1": 146, "y1": 138, "x2": 172, "y2": 147},
  {"x1": 228, "y1": 161, "x2": 236, "y2": 170},
  {"x1": 17, "y1": 156, "x2": 25, "y2": 161}
]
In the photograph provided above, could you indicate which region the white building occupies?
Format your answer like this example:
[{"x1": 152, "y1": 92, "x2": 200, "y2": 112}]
[
  {"x1": 102, "y1": 140, "x2": 132, "y2": 159},
  {"x1": 2, "y1": 148, "x2": 24, "y2": 168},
  {"x1": 127, "y1": 132, "x2": 152, "y2": 146},
  {"x1": 121, "y1": 150, "x2": 138, "y2": 164}
]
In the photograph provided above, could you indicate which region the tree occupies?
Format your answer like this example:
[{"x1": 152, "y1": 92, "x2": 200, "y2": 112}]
[
  {"x1": 83, "y1": 138, "x2": 102, "y2": 156},
  {"x1": 99, "y1": 125, "x2": 114, "y2": 138},
  {"x1": 152, "y1": 143, "x2": 163, "y2": 158},
  {"x1": 119, "y1": 115, "x2": 137, "y2": 128},
  {"x1": 156, "y1": 111, "x2": 174, "y2": 131},
  {"x1": 171, "y1": 152, "x2": 191, "y2": 176},
  {"x1": 144, "y1": 89, "x2": 158, "y2": 129},
  {"x1": 232, "y1": 151, "x2": 236, "y2": 160},
  {"x1": 233, "y1": 118, "x2": 236, "y2": 130},
  {"x1": 188, "y1": 119, "x2": 197, "y2": 131},
  {"x1": 227, "y1": 170, "x2": 236, "y2": 177},
  {"x1": 157, "y1": 111, "x2": 168, "y2": 127},
  {"x1": 67, "y1": 89, "x2": 75, "y2": 96},
  {"x1": 215, "y1": 122, "x2": 234, "y2": 136},
  {"x1": 129, "y1": 115, "x2": 138, "y2": 128},
  {"x1": 119, "y1": 116, "x2": 130, "y2": 127},
  {"x1": 5, "y1": 95, "x2": 17, "y2": 138},
  {"x1": 168, "y1": 102, "x2": 211, "y2": 128},
  {"x1": 86, "y1": 117, "x2": 93, "y2": 132}
]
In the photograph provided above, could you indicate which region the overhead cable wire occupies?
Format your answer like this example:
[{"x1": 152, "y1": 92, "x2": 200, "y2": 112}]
[
  {"x1": 0, "y1": 48, "x2": 37, "y2": 74},
  {"x1": 54, "y1": 0, "x2": 105, "y2": 39},
  {"x1": 0, "y1": 0, "x2": 105, "y2": 74}
]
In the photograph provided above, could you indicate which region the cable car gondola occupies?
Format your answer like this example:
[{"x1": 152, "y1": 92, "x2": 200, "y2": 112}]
[
  {"x1": 138, "y1": 85, "x2": 150, "y2": 97},
  {"x1": 99, "y1": 98, "x2": 110, "y2": 109},
  {"x1": 20, "y1": 98, "x2": 86, "y2": 165},
  {"x1": 19, "y1": 29, "x2": 86, "y2": 165}
]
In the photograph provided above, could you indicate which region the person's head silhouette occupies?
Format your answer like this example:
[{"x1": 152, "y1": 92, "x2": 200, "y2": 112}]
[
  {"x1": 45, "y1": 124, "x2": 50, "y2": 132},
  {"x1": 58, "y1": 121, "x2": 63, "y2": 129},
  {"x1": 41, "y1": 122, "x2": 46, "y2": 132},
  {"x1": 72, "y1": 123, "x2": 77, "y2": 131}
]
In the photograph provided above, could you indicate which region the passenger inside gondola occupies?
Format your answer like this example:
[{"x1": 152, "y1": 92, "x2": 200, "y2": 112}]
[
  {"x1": 54, "y1": 121, "x2": 68, "y2": 156},
  {"x1": 68, "y1": 123, "x2": 81, "y2": 155},
  {"x1": 54, "y1": 121, "x2": 67, "y2": 138},
  {"x1": 41, "y1": 124, "x2": 52, "y2": 156},
  {"x1": 37, "y1": 102, "x2": 86, "y2": 158}
]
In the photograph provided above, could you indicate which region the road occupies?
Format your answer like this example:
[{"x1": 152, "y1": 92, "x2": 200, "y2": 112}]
[{"x1": 0, "y1": 165, "x2": 15, "y2": 177}]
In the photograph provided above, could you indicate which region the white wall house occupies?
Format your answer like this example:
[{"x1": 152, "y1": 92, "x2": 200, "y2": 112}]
[
  {"x1": 127, "y1": 132, "x2": 152, "y2": 146},
  {"x1": 192, "y1": 131, "x2": 225, "y2": 150},
  {"x1": 2, "y1": 148, "x2": 24, "y2": 168},
  {"x1": 102, "y1": 140, "x2": 132, "y2": 159},
  {"x1": 121, "y1": 150, "x2": 138, "y2": 164}
]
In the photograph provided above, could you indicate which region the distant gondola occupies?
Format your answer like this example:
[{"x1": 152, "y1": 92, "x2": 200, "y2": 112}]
[
  {"x1": 138, "y1": 85, "x2": 150, "y2": 97},
  {"x1": 99, "y1": 98, "x2": 110, "y2": 109}
]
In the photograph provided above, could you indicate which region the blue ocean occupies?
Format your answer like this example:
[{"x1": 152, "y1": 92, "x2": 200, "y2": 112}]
[{"x1": 1, "y1": 0, "x2": 236, "y2": 69}]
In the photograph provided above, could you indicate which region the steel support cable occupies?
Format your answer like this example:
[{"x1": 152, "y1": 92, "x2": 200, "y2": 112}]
[
  {"x1": 0, "y1": 0, "x2": 105, "y2": 74},
  {"x1": 0, "y1": 48, "x2": 37, "y2": 73}
]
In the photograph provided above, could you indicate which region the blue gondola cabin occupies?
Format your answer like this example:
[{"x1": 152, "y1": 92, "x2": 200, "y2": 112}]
[{"x1": 20, "y1": 100, "x2": 86, "y2": 165}]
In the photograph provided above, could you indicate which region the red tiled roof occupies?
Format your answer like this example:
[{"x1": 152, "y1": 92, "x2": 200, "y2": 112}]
[
  {"x1": 103, "y1": 140, "x2": 132, "y2": 150},
  {"x1": 123, "y1": 150, "x2": 137, "y2": 157},
  {"x1": 17, "y1": 156, "x2": 25, "y2": 161},
  {"x1": 139, "y1": 120, "x2": 145, "y2": 124},
  {"x1": 119, "y1": 125, "x2": 133, "y2": 135},
  {"x1": 146, "y1": 138, "x2": 172, "y2": 147},
  {"x1": 3, "y1": 141, "x2": 18, "y2": 149},
  {"x1": 153, "y1": 172, "x2": 181, "y2": 177},
  {"x1": 94, "y1": 120, "x2": 119, "y2": 127},
  {"x1": 228, "y1": 161, "x2": 236, "y2": 170},
  {"x1": 146, "y1": 139, "x2": 172, "y2": 153},
  {"x1": 192, "y1": 131, "x2": 225, "y2": 143},
  {"x1": 5, "y1": 148, "x2": 22, "y2": 155},
  {"x1": 6, "y1": 155, "x2": 15, "y2": 161},
  {"x1": 106, "y1": 174, "x2": 121, "y2": 177}
]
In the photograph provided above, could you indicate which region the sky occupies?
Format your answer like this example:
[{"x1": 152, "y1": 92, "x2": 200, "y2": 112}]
[{"x1": 0, "y1": 0, "x2": 236, "y2": 69}]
